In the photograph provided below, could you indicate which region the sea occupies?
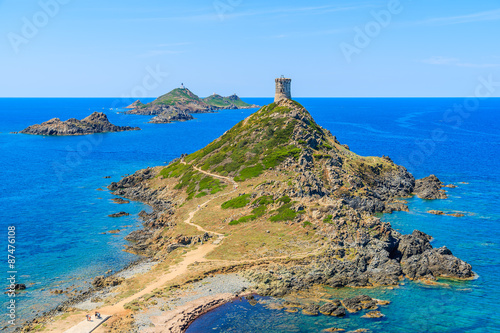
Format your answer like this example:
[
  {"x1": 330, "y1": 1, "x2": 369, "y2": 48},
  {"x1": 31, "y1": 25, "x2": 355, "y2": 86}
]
[{"x1": 0, "y1": 98, "x2": 498, "y2": 332}]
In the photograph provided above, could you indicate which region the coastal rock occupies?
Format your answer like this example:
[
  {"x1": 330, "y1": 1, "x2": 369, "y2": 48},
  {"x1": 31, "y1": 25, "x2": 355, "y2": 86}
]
[
  {"x1": 108, "y1": 212, "x2": 130, "y2": 218},
  {"x1": 428, "y1": 210, "x2": 445, "y2": 215},
  {"x1": 112, "y1": 198, "x2": 130, "y2": 204},
  {"x1": 14, "y1": 284, "x2": 26, "y2": 290},
  {"x1": 414, "y1": 175, "x2": 448, "y2": 199},
  {"x1": 20, "y1": 112, "x2": 140, "y2": 136},
  {"x1": 319, "y1": 301, "x2": 346, "y2": 317},
  {"x1": 361, "y1": 310, "x2": 384, "y2": 318},
  {"x1": 341, "y1": 295, "x2": 378, "y2": 313},
  {"x1": 324, "y1": 328, "x2": 345, "y2": 332},
  {"x1": 302, "y1": 303, "x2": 320, "y2": 316},
  {"x1": 92, "y1": 275, "x2": 124, "y2": 288},
  {"x1": 149, "y1": 109, "x2": 194, "y2": 124},
  {"x1": 401, "y1": 246, "x2": 473, "y2": 280}
]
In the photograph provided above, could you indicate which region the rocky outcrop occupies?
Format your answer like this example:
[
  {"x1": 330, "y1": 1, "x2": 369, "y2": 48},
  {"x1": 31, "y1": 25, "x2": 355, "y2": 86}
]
[
  {"x1": 19, "y1": 112, "x2": 140, "y2": 136},
  {"x1": 319, "y1": 300, "x2": 346, "y2": 317},
  {"x1": 92, "y1": 275, "x2": 124, "y2": 288},
  {"x1": 108, "y1": 212, "x2": 130, "y2": 218},
  {"x1": 125, "y1": 100, "x2": 144, "y2": 109},
  {"x1": 149, "y1": 109, "x2": 194, "y2": 124},
  {"x1": 414, "y1": 175, "x2": 447, "y2": 199}
]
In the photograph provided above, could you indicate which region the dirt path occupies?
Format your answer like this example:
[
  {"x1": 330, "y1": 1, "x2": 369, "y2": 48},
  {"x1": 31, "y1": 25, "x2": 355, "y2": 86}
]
[{"x1": 62, "y1": 161, "x2": 237, "y2": 332}]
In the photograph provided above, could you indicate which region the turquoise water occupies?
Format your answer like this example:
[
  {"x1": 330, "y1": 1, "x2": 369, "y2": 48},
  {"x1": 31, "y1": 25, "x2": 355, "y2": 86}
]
[{"x1": 0, "y1": 98, "x2": 498, "y2": 332}]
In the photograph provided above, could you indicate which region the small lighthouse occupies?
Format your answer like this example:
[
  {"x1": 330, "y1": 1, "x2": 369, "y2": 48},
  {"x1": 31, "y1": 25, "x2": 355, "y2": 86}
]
[{"x1": 275, "y1": 76, "x2": 292, "y2": 102}]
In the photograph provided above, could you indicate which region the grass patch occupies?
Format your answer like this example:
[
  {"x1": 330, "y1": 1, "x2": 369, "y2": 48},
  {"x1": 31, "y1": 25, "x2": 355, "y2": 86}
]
[
  {"x1": 221, "y1": 194, "x2": 251, "y2": 209},
  {"x1": 235, "y1": 164, "x2": 264, "y2": 182},
  {"x1": 323, "y1": 215, "x2": 333, "y2": 224},
  {"x1": 270, "y1": 203, "x2": 297, "y2": 222},
  {"x1": 303, "y1": 221, "x2": 312, "y2": 227}
]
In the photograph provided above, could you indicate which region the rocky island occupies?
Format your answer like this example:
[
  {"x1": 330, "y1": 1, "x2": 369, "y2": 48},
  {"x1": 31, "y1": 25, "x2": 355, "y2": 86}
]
[
  {"x1": 124, "y1": 86, "x2": 259, "y2": 124},
  {"x1": 18, "y1": 112, "x2": 140, "y2": 136},
  {"x1": 27, "y1": 80, "x2": 473, "y2": 333}
]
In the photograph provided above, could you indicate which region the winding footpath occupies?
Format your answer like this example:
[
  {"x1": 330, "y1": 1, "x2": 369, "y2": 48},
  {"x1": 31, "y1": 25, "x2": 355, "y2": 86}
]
[{"x1": 64, "y1": 161, "x2": 237, "y2": 333}]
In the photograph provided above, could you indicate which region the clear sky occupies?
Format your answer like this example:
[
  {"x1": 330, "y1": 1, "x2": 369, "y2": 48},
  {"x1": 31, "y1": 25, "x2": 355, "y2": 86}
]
[{"x1": 0, "y1": 0, "x2": 499, "y2": 97}]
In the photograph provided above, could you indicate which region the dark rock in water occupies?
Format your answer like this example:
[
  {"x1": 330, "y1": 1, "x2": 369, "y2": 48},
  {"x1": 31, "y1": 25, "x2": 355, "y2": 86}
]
[
  {"x1": 414, "y1": 175, "x2": 448, "y2": 199},
  {"x1": 319, "y1": 300, "x2": 345, "y2": 317},
  {"x1": 104, "y1": 176, "x2": 112, "y2": 179},
  {"x1": 149, "y1": 109, "x2": 194, "y2": 124},
  {"x1": 19, "y1": 112, "x2": 141, "y2": 136},
  {"x1": 401, "y1": 246, "x2": 473, "y2": 280},
  {"x1": 362, "y1": 310, "x2": 384, "y2": 318},
  {"x1": 302, "y1": 303, "x2": 320, "y2": 316},
  {"x1": 341, "y1": 295, "x2": 377, "y2": 313},
  {"x1": 92, "y1": 276, "x2": 124, "y2": 288},
  {"x1": 15, "y1": 284, "x2": 26, "y2": 290},
  {"x1": 428, "y1": 210, "x2": 445, "y2": 215},
  {"x1": 391, "y1": 230, "x2": 433, "y2": 261},
  {"x1": 108, "y1": 212, "x2": 130, "y2": 218},
  {"x1": 112, "y1": 198, "x2": 130, "y2": 204}
]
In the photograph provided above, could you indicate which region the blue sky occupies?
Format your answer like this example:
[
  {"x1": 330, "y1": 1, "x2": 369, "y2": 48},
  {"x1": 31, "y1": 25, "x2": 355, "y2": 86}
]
[{"x1": 0, "y1": 0, "x2": 499, "y2": 97}]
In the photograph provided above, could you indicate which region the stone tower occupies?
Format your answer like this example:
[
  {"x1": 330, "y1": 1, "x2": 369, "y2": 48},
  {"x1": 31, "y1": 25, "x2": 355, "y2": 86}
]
[{"x1": 275, "y1": 76, "x2": 291, "y2": 102}]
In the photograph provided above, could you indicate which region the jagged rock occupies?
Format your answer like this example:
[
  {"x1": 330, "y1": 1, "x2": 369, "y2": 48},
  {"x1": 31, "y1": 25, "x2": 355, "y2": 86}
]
[
  {"x1": 414, "y1": 175, "x2": 448, "y2": 199},
  {"x1": 149, "y1": 109, "x2": 194, "y2": 124},
  {"x1": 112, "y1": 198, "x2": 130, "y2": 204},
  {"x1": 428, "y1": 210, "x2": 445, "y2": 215},
  {"x1": 92, "y1": 276, "x2": 124, "y2": 288},
  {"x1": 14, "y1": 284, "x2": 26, "y2": 290},
  {"x1": 341, "y1": 295, "x2": 378, "y2": 313},
  {"x1": 362, "y1": 310, "x2": 384, "y2": 318},
  {"x1": 401, "y1": 246, "x2": 473, "y2": 280},
  {"x1": 319, "y1": 300, "x2": 345, "y2": 317},
  {"x1": 302, "y1": 303, "x2": 320, "y2": 316},
  {"x1": 108, "y1": 212, "x2": 130, "y2": 218},
  {"x1": 19, "y1": 112, "x2": 140, "y2": 135}
]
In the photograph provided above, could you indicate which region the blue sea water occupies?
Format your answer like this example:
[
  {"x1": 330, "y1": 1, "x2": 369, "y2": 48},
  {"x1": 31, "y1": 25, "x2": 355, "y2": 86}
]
[{"x1": 0, "y1": 98, "x2": 499, "y2": 332}]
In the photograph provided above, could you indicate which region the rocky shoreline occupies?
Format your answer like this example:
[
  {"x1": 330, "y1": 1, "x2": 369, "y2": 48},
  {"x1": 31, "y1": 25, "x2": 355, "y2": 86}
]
[{"x1": 16, "y1": 112, "x2": 140, "y2": 136}]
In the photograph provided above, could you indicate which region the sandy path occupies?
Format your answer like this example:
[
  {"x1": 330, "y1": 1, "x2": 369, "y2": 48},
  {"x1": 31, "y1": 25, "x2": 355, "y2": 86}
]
[{"x1": 62, "y1": 161, "x2": 237, "y2": 332}]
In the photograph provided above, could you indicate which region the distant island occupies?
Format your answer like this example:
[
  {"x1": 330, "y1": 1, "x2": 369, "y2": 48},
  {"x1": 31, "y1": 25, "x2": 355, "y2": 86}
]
[
  {"x1": 18, "y1": 112, "x2": 140, "y2": 136},
  {"x1": 124, "y1": 85, "x2": 259, "y2": 124}
]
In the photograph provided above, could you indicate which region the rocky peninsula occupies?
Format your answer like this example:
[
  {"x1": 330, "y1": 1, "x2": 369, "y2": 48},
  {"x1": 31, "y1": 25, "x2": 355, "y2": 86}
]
[
  {"x1": 23, "y1": 99, "x2": 473, "y2": 333},
  {"x1": 18, "y1": 112, "x2": 140, "y2": 136}
]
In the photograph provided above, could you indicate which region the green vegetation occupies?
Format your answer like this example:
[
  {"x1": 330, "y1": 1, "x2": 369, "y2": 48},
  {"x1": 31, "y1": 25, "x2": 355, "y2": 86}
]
[
  {"x1": 252, "y1": 195, "x2": 274, "y2": 206},
  {"x1": 203, "y1": 94, "x2": 252, "y2": 108},
  {"x1": 159, "y1": 162, "x2": 225, "y2": 200},
  {"x1": 221, "y1": 194, "x2": 251, "y2": 209},
  {"x1": 183, "y1": 102, "x2": 307, "y2": 183},
  {"x1": 270, "y1": 202, "x2": 298, "y2": 222},
  {"x1": 323, "y1": 215, "x2": 333, "y2": 224},
  {"x1": 303, "y1": 221, "x2": 312, "y2": 227},
  {"x1": 235, "y1": 164, "x2": 264, "y2": 182},
  {"x1": 154, "y1": 88, "x2": 203, "y2": 106}
]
